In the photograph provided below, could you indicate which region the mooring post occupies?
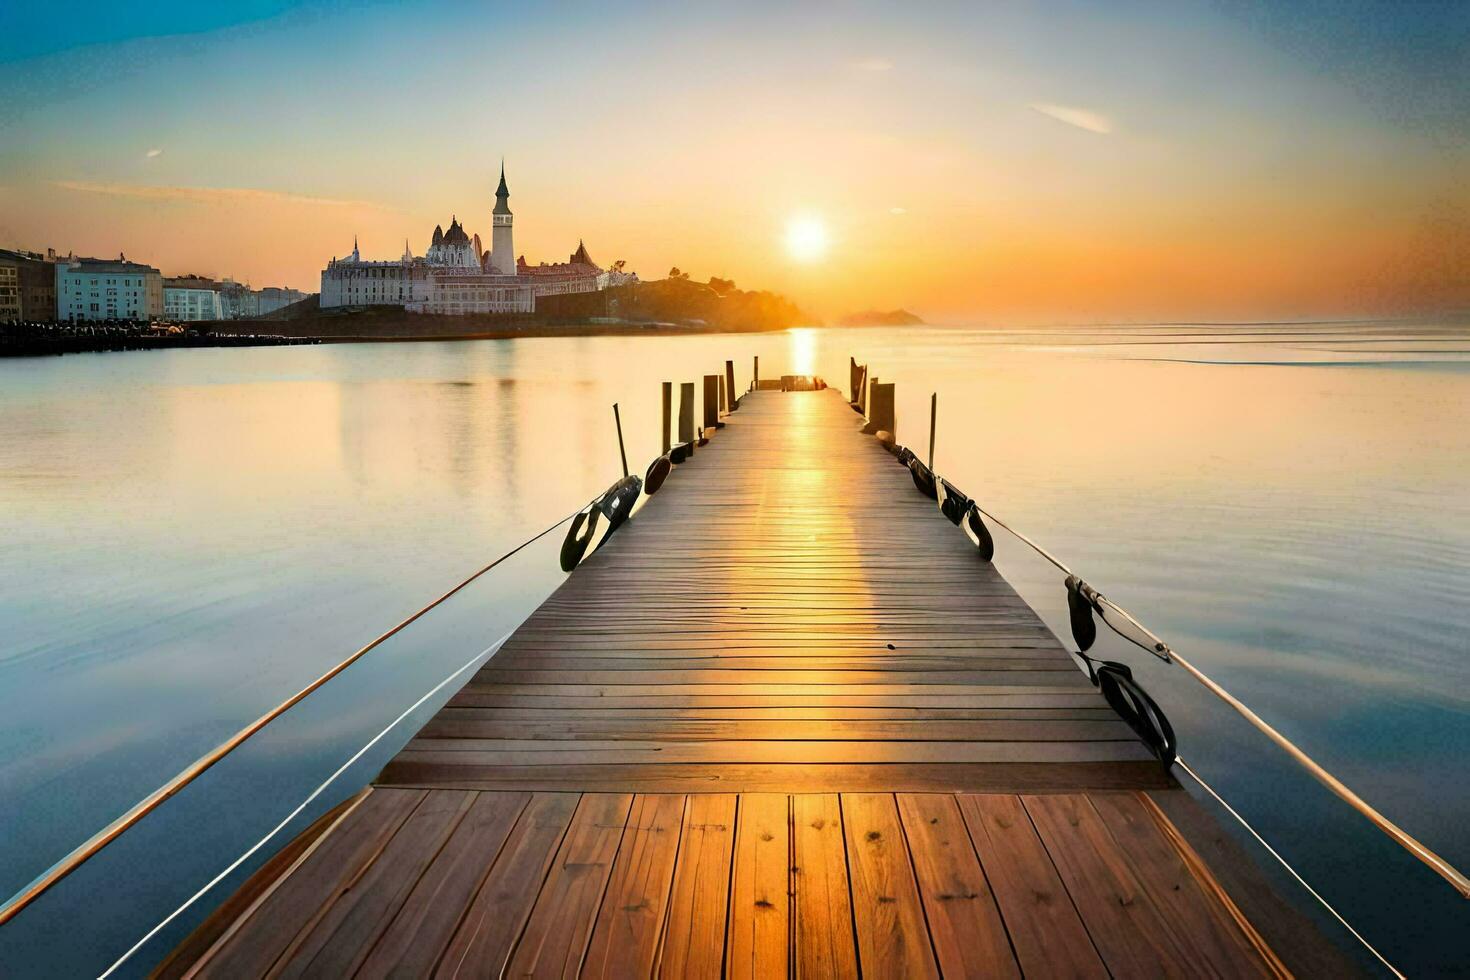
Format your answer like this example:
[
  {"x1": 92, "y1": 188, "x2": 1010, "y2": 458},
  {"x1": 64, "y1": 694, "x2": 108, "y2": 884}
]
[
  {"x1": 753, "y1": 355, "x2": 759, "y2": 391},
  {"x1": 850, "y1": 357, "x2": 860, "y2": 403},
  {"x1": 928, "y1": 392, "x2": 937, "y2": 469},
  {"x1": 719, "y1": 372, "x2": 728, "y2": 414},
  {"x1": 863, "y1": 381, "x2": 896, "y2": 437},
  {"x1": 725, "y1": 360, "x2": 737, "y2": 410},
  {"x1": 678, "y1": 381, "x2": 695, "y2": 455},
  {"x1": 703, "y1": 374, "x2": 721, "y2": 432},
  {"x1": 612, "y1": 402, "x2": 629, "y2": 478},
  {"x1": 661, "y1": 381, "x2": 672, "y2": 454}
]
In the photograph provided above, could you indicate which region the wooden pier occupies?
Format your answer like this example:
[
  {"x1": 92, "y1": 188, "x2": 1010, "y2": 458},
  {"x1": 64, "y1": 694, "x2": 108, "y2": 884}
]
[{"x1": 160, "y1": 387, "x2": 1318, "y2": 978}]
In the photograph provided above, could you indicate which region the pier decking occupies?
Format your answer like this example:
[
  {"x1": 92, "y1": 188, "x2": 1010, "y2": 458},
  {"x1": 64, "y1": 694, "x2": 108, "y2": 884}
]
[{"x1": 162, "y1": 389, "x2": 1293, "y2": 978}]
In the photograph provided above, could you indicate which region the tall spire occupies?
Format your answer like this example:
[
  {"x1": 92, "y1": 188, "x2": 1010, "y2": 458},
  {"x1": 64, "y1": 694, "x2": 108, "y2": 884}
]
[{"x1": 494, "y1": 160, "x2": 511, "y2": 215}]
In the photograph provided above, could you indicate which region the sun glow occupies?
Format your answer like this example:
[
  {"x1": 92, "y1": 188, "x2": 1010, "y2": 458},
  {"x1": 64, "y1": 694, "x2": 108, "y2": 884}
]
[{"x1": 784, "y1": 215, "x2": 829, "y2": 263}]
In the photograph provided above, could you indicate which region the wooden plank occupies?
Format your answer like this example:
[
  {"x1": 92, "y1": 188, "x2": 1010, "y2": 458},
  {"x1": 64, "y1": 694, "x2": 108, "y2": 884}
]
[
  {"x1": 272, "y1": 790, "x2": 476, "y2": 978},
  {"x1": 503, "y1": 793, "x2": 633, "y2": 977},
  {"x1": 657, "y1": 794, "x2": 737, "y2": 980},
  {"x1": 896, "y1": 793, "x2": 1019, "y2": 978},
  {"x1": 354, "y1": 791, "x2": 529, "y2": 979},
  {"x1": 791, "y1": 795, "x2": 858, "y2": 979},
  {"x1": 377, "y1": 761, "x2": 1175, "y2": 794},
  {"x1": 956, "y1": 794, "x2": 1107, "y2": 978},
  {"x1": 391, "y1": 739, "x2": 1155, "y2": 765},
  {"x1": 1023, "y1": 793, "x2": 1200, "y2": 976},
  {"x1": 155, "y1": 790, "x2": 368, "y2": 980},
  {"x1": 726, "y1": 794, "x2": 790, "y2": 980},
  {"x1": 1088, "y1": 792, "x2": 1278, "y2": 977},
  {"x1": 434, "y1": 792, "x2": 579, "y2": 979},
  {"x1": 192, "y1": 788, "x2": 425, "y2": 978},
  {"x1": 840, "y1": 793, "x2": 940, "y2": 978},
  {"x1": 416, "y1": 717, "x2": 1134, "y2": 742},
  {"x1": 581, "y1": 794, "x2": 687, "y2": 978}
]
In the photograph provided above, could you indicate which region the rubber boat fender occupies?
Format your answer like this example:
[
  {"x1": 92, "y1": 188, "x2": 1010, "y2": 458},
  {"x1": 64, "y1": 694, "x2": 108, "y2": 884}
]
[
  {"x1": 907, "y1": 456, "x2": 938, "y2": 500},
  {"x1": 895, "y1": 445, "x2": 915, "y2": 467},
  {"x1": 965, "y1": 503, "x2": 996, "y2": 561},
  {"x1": 1065, "y1": 574, "x2": 1098, "y2": 652},
  {"x1": 938, "y1": 478, "x2": 969, "y2": 526},
  {"x1": 560, "y1": 474, "x2": 643, "y2": 572},
  {"x1": 560, "y1": 504, "x2": 601, "y2": 572},
  {"x1": 670, "y1": 442, "x2": 692, "y2": 464},
  {"x1": 645, "y1": 455, "x2": 672, "y2": 494},
  {"x1": 597, "y1": 473, "x2": 643, "y2": 531},
  {"x1": 1072, "y1": 650, "x2": 1177, "y2": 765}
]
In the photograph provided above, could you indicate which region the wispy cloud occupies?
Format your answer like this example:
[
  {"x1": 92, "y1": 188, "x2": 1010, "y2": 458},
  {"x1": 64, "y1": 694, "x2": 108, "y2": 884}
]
[
  {"x1": 51, "y1": 179, "x2": 390, "y2": 210},
  {"x1": 1029, "y1": 102, "x2": 1112, "y2": 135},
  {"x1": 145, "y1": 148, "x2": 163, "y2": 159},
  {"x1": 890, "y1": 207, "x2": 907, "y2": 215},
  {"x1": 854, "y1": 56, "x2": 893, "y2": 72}
]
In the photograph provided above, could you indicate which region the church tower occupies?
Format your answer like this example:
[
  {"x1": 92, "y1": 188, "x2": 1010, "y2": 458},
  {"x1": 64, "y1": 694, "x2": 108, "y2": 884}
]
[{"x1": 489, "y1": 162, "x2": 516, "y2": 275}]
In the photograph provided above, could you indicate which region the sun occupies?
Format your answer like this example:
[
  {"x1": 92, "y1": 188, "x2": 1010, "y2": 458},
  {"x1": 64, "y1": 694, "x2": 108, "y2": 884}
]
[{"x1": 784, "y1": 215, "x2": 829, "y2": 263}]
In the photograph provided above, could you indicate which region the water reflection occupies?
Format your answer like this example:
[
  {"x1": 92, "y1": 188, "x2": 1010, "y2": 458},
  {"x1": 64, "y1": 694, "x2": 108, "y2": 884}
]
[{"x1": 0, "y1": 321, "x2": 1465, "y2": 973}]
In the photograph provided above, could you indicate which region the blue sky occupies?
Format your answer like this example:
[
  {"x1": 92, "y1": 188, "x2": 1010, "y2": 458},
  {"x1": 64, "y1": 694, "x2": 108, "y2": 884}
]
[{"x1": 1, "y1": 0, "x2": 1465, "y2": 318}]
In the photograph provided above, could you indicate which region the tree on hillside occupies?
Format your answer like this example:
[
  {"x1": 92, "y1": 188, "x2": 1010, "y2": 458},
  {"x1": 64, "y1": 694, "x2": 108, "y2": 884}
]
[
  {"x1": 668, "y1": 267, "x2": 691, "y2": 280},
  {"x1": 708, "y1": 276, "x2": 736, "y2": 295}
]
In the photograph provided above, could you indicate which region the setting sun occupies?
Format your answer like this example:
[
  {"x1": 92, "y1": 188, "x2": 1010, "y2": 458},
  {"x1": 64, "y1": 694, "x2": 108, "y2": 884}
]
[{"x1": 784, "y1": 215, "x2": 829, "y2": 263}]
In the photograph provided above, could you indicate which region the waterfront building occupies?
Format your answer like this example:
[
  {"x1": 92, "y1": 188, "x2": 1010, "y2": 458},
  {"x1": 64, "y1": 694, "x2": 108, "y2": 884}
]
[
  {"x1": 0, "y1": 261, "x2": 17, "y2": 321},
  {"x1": 0, "y1": 247, "x2": 64, "y2": 320},
  {"x1": 164, "y1": 275, "x2": 225, "y2": 321},
  {"x1": 320, "y1": 163, "x2": 631, "y2": 316},
  {"x1": 56, "y1": 255, "x2": 163, "y2": 322},
  {"x1": 257, "y1": 286, "x2": 307, "y2": 315}
]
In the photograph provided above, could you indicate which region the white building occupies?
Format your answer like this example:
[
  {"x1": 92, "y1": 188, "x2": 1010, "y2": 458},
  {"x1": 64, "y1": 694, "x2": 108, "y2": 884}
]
[
  {"x1": 320, "y1": 163, "x2": 632, "y2": 316},
  {"x1": 164, "y1": 276, "x2": 225, "y2": 321},
  {"x1": 56, "y1": 256, "x2": 163, "y2": 321}
]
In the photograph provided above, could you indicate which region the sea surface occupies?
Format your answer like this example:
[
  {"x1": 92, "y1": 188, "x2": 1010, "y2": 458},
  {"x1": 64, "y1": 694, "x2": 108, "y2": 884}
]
[{"x1": 0, "y1": 322, "x2": 1466, "y2": 975}]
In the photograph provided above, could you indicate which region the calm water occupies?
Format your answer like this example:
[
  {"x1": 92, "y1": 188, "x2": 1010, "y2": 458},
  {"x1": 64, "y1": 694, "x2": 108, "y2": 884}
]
[{"x1": 1, "y1": 324, "x2": 1466, "y2": 974}]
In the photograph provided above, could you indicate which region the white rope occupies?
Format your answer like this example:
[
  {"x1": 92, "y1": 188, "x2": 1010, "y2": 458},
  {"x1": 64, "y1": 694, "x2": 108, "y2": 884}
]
[
  {"x1": 99, "y1": 630, "x2": 514, "y2": 978},
  {"x1": 1175, "y1": 756, "x2": 1405, "y2": 979}
]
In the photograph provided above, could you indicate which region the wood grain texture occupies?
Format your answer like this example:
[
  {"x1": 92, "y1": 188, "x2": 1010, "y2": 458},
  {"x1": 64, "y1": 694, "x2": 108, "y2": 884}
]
[
  {"x1": 896, "y1": 793, "x2": 1019, "y2": 978},
  {"x1": 657, "y1": 794, "x2": 737, "y2": 980},
  {"x1": 726, "y1": 794, "x2": 790, "y2": 980},
  {"x1": 956, "y1": 793, "x2": 1108, "y2": 979},
  {"x1": 841, "y1": 793, "x2": 940, "y2": 979},
  {"x1": 435, "y1": 792, "x2": 580, "y2": 979},
  {"x1": 505, "y1": 793, "x2": 633, "y2": 978},
  {"x1": 581, "y1": 794, "x2": 686, "y2": 978},
  {"x1": 792, "y1": 795, "x2": 858, "y2": 979}
]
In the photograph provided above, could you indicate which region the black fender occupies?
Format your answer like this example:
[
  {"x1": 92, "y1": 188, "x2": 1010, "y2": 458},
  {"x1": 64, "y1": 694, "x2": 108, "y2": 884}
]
[
  {"x1": 966, "y1": 504, "x2": 995, "y2": 561},
  {"x1": 645, "y1": 455, "x2": 672, "y2": 494},
  {"x1": 907, "y1": 457, "x2": 938, "y2": 499},
  {"x1": 939, "y1": 478, "x2": 969, "y2": 526},
  {"x1": 1066, "y1": 575, "x2": 1097, "y2": 652},
  {"x1": 559, "y1": 505, "x2": 601, "y2": 572}
]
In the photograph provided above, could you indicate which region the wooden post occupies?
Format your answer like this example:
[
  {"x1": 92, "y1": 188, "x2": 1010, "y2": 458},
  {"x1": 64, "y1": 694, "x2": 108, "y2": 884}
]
[
  {"x1": 725, "y1": 360, "x2": 736, "y2": 410},
  {"x1": 612, "y1": 403, "x2": 629, "y2": 477},
  {"x1": 678, "y1": 381, "x2": 695, "y2": 454},
  {"x1": 928, "y1": 392, "x2": 937, "y2": 469},
  {"x1": 850, "y1": 357, "x2": 860, "y2": 403},
  {"x1": 661, "y1": 381, "x2": 672, "y2": 454},
  {"x1": 863, "y1": 382, "x2": 896, "y2": 437},
  {"x1": 703, "y1": 374, "x2": 721, "y2": 431},
  {"x1": 753, "y1": 356, "x2": 759, "y2": 391},
  {"x1": 719, "y1": 372, "x2": 727, "y2": 414}
]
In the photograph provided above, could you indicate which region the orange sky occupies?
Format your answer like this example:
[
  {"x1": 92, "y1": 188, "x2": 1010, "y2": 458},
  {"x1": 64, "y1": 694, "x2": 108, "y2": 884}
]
[{"x1": 1, "y1": 1, "x2": 1466, "y2": 323}]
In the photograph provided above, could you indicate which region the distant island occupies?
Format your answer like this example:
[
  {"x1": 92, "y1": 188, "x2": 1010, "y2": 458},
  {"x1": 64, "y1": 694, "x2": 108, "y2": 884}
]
[{"x1": 837, "y1": 308, "x2": 925, "y2": 327}]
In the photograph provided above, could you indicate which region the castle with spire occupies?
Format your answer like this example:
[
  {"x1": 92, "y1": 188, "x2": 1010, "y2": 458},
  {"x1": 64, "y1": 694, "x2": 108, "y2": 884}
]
[{"x1": 319, "y1": 163, "x2": 636, "y2": 314}]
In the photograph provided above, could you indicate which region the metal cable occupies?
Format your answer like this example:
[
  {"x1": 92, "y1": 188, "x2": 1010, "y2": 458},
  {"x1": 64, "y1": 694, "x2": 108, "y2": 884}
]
[
  {"x1": 970, "y1": 501, "x2": 1470, "y2": 899},
  {"x1": 1176, "y1": 757, "x2": 1406, "y2": 979},
  {"x1": 0, "y1": 510, "x2": 577, "y2": 928},
  {"x1": 99, "y1": 630, "x2": 516, "y2": 977}
]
